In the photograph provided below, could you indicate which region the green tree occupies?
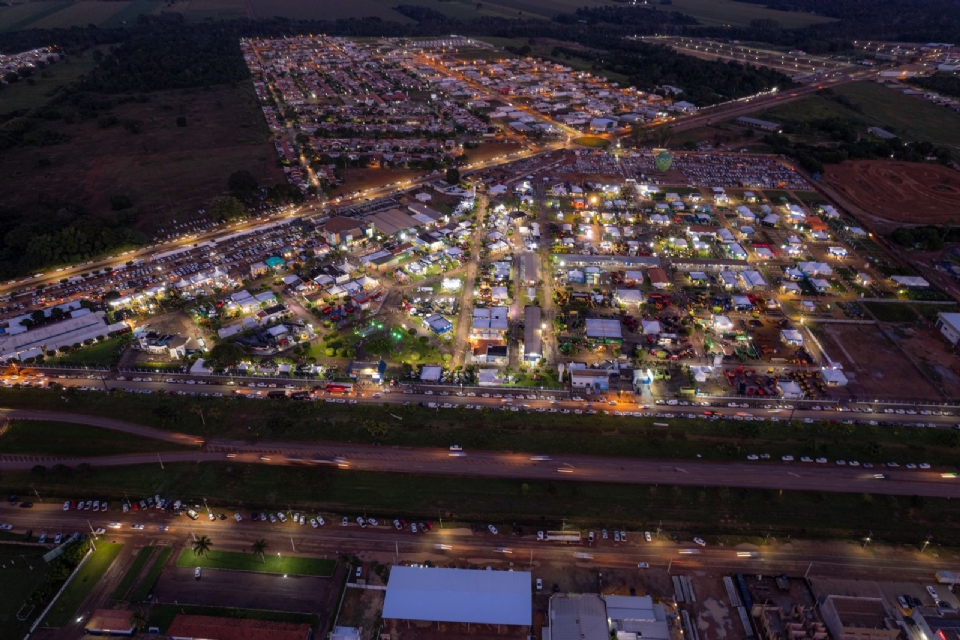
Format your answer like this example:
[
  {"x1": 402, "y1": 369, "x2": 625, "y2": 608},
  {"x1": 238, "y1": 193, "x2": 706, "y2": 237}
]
[
  {"x1": 228, "y1": 170, "x2": 259, "y2": 198},
  {"x1": 208, "y1": 196, "x2": 248, "y2": 223},
  {"x1": 192, "y1": 535, "x2": 212, "y2": 557},
  {"x1": 207, "y1": 342, "x2": 245, "y2": 370},
  {"x1": 251, "y1": 539, "x2": 268, "y2": 563},
  {"x1": 445, "y1": 167, "x2": 460, "y2": 185}
]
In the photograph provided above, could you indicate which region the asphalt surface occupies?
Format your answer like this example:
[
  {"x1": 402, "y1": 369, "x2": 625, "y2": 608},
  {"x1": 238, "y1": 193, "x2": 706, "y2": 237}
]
[{"x1": 1, "y1": 403, "x2": 960, "y2": 498}]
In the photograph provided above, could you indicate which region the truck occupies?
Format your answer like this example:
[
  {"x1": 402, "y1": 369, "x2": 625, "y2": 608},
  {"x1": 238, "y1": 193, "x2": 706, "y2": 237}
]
[{"x1": 936, "y1": 571, "x2": 960, "y2": 585}]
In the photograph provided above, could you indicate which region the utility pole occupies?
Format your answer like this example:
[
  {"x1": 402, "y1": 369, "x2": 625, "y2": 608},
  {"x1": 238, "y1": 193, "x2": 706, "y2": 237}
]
[
  {"x1": 291, "y1": 536, "x2": 296, "y2": 552},
  {"x1": 30, "y1": 484, "x2": 41, "y2": 503},
  {"x1": 157, "y1": 453, "x2": 164, "y2": 470},
  {"x1": 922, "y1": 535, "x2": 932, "y2": 553},
  {"x1": 86, "y1": 520, "x2": 97, "y2": 551},
  {"x1": 804, "y1": 562, "x2": 812, "y2": 578}
]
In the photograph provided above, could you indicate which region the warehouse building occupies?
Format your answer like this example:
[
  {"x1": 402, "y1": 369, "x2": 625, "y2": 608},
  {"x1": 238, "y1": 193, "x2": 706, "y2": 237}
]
[
  {"x1": 737, "y1": 116, "x2": 781, "y2": 132},
  {"x1": 383, "y1": 566, "x2": 531, "y2": 635}
]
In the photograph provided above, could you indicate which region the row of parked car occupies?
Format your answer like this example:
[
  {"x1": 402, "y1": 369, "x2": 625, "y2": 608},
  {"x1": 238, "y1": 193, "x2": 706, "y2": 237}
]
[{"x1": 746, "y1": 454, "x2": 932, "y2": 469}]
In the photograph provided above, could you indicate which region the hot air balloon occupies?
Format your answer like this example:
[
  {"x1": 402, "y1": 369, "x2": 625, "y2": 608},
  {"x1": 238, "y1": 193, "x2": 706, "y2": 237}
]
[{"x1": 655, "y1": 151, "x2": 672, "y2": 172}]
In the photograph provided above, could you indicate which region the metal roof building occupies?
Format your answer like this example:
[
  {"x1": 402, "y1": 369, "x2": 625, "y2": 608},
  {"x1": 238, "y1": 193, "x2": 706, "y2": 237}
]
[{"x1": 383, "y1": 566, "x2": 532, "y2": 627}]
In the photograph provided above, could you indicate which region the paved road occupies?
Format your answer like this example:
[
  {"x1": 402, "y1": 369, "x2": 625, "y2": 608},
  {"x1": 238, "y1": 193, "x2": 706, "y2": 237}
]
[
  {"x1": 0, "y1": 502, "x2": 953, "y2": 585},
  {"x1": 2, "y1": 408, "x2": 959, "y2": 498}
]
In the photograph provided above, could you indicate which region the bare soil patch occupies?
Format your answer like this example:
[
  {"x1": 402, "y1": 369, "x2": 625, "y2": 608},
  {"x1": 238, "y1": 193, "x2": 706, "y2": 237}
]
[
  {"x1": 820, "y1": 323, "x2": 942, "y2": 401},
  {"x1": 824, "y1": 161, "x2": 960, "y2": 226}
]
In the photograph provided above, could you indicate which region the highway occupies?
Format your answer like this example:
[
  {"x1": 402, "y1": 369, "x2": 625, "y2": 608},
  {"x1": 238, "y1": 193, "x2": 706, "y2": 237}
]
[
  {"x1": 1, "y1": 403, "x2": 960, "y2": 498},
  {"x1": 0, "y1": 501, "x2": 950, "y2": 583}
]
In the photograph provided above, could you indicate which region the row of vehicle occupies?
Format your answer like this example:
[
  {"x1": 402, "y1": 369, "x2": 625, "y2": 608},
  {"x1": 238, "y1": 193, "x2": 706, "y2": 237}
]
[
  {"x1": 747, "y1": 455, "x2": 931, "y2": 469},
  {"x1": 64, "y1": 500, "x2": 108, "y2": 511}
]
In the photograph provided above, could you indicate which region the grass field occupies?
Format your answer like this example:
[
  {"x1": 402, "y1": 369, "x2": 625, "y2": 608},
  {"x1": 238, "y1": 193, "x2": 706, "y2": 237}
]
[
  {"x1": 43, "y1": 543, "x2": 123, "y2": 628},
  {"x1": 147, "y1": 604, "x2": 317, "y2": 634},
  {"x1": 6, "y1": 462, "x2": 960, "y2": 544},
  {"x1": 0, "y1": 420, "x2": 190, "y2": 457},
  {"x1": 0, "y1": 83, "x2": 283, "y2": 235},
  {"x1": 176, "y1": 549, "x2": 336, "y2": 577},
  {"x1": 0, "y1": 49, "x2": 105, "y2": 115},
  {"x1": 45, "y1": 336, "x2": 128, "y2": 367},
  {"x1": 1, "y1": 386, "x2": 958, "y2": 466},
  {"x1": 111, "y1": 546, "x2": 153, "y2": 601},
  {"x1": 762, "y1": 81, "x2": 960, "y2": 153},
  {"x1": 0, "y1": 545, "x2": 52, "y2": 638},
  {"x1": 130, "y1": 546, "x2": 172, "y2": 603},
  {"x1": 668, "y1": 0, "x2": 833, "y2": 28},
  {"x1": 0, "y1": 0, "x2": 620, "y2": 29},
  {"x1": 573, "y1": 136, "x2": 612, "y2": 148},
  {"x1": 864, "y1": 302, "x2": 919, "y2": 323}
]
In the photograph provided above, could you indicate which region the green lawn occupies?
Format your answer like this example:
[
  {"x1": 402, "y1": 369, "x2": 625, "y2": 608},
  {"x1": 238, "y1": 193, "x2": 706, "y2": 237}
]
[
  {"x1": 0, "y1": 545, "x2": 52, "y2": 638},
  {"x1": 1, "y1": 387, "x2": 959, "y2": 466},
  {"x1": 668, "y1": 0, "x2": 833, "y2": 28},
  {"x1": 176, "y1": 549, "x2": 335, "y2": 577},
  {"x1": 762, "y1": 81, "x2": 960, "y2": 154},
  {"x1": 43, "y1": 543, "x2": 123, "y2": 628},
  {"x1": 45, "y1": 336, "x2": 128, "y2": 367},
  {"x1": 0, "y1": 420, "x2": 190, "y2": 457},
  {"x1": 864, "y1": 302, "x2": 919, "y2": 323},
  {"x1": 130, "y1": 547, "x2": 172, "y2": 603},
  {"x1": 573, "y1": 136, "x2": 612, "y2": 148},
  {"x1": 111, "y1": 546, "x2": 154, "y2": 601},
  {"x1": 0, "y1": 48, "x2": 105, "y2": 115},
  {"x1": 148, "y1": 604, "x2": 317, "y2": 634}
]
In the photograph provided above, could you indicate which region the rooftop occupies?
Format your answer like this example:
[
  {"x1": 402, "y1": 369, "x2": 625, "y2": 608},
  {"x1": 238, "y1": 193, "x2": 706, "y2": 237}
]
[{"x1": 383, "y1": 566, "x2": 532, "y2": 626}]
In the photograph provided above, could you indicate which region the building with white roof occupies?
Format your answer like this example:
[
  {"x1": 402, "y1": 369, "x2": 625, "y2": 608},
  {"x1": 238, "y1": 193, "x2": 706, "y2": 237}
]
[
  {"x1": 382, "y1": 566, "x2": 531, "y2": 630},
  {"x1": 605, "y1": 595, "x2": 670, "y2": 640}
]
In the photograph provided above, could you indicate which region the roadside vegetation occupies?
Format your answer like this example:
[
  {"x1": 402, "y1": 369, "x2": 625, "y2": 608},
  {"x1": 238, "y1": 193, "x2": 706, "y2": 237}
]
[
  {"x1": 175, "y1": 548, "x2": 336, "y2": 577},
  {"x1": 43, "y1": 543, "x2": 123, "y2": 628},
  {"x1": 2, "y1": 388, "x2": 958, "y2": 466},
  {"x1": 0, "y1": 420, "x2": 191, "y2": 457}
]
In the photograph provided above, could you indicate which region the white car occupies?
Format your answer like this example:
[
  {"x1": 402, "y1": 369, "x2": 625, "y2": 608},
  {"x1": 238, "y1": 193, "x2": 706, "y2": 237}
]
[
  {"x1": 644, "y1": 531, "x2": 652, "y2": 542},
  {"x1": 638, "y1": 562, "x2": 650, "y2": 569},
  {"x1": 0, "y1": 524, "x2": 13, "y2": 531},
  {"x1": 107, "y1": 522, "x2": 122, "y2": 529},
  {"x1": 63, "y1": 501, "x2": 70, "y2": 511},
  {"x1": 367, "y1": 518, "x2": 379, "y2": 527},
  {"x1": 693, "y1": 537, "x2": 707, "y2": 547},
  {"x1": 317, "y1": 517, "x2": 325, "y2": 526},
  {"x1": 234, "y1": 513, "x2": 242, "y2": 522},
  {"x1": 310, "y1": 518, "x2": 319, "y2": 529},
  {"x1": 488, "y1": 524, "x2": 498, "y2": 535},
  {"x1": 277, "y1": 513, "x2": 287, "y2": 523},
  {"x1": 781, "y1": 455, "x2": 794, "y2": 462},
  {"x1": 342, "y1": 517, "x2": 348, "y2": 526}
]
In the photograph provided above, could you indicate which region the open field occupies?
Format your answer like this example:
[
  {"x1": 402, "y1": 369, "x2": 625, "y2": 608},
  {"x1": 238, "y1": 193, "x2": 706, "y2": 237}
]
[
  {"x1": 45, "y1": 336, "x2": 128, "y2": 367},
  {"x1": 112, "y1": 546, "x2": 153, "y2": 601},
  {"x1": 0, "y1": 420, "x2": 191, "y2": 456},
  {"x1": 820, "y1": 323, "x2": 943, "y2": 401},
  {"x1": 667, "y1": 0, "x2": 833, "y2": 29},
  {"x1": 2, "y1": 387, "x2": 959, "y2": 464},
  {"x1": 5, "y1": 463, "x2": 960, "y2": 544},
  {"x1": 0, "y1": 49, "x2": 105, "y2": 115},
  {"x1": 0, "y1": 0, "x2": 622, "y2": 29},
  {"x1": 0, "y1": 545, "x2": 51, "y2": 638},
  {"x1": 824, "y1": 161, "x2": 960, "y2": 226},
  {"x1": 176, "y1": 549, "x2": 336, "y2": 577},
  {"x1": 573, "y1": 135, "x2": 611, "y2": 148},
  {"x1": 131, "y1": 546, "x2": 172, "y2": 603},
  {"x1": 0, "y1": 84, "x2": 283, "y2": 235},
  {"x1": 763, "y1": 81, "x2": 960, "y2": 154},
  {"x1": 43, "y1": 542, "x2": 123, "y2": 628}
]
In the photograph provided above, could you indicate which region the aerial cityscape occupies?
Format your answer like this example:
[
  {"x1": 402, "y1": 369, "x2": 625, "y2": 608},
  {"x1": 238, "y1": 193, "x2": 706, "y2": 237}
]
[{"x1": 1, "y1": 1, "x2": 960, "y2": 639}]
